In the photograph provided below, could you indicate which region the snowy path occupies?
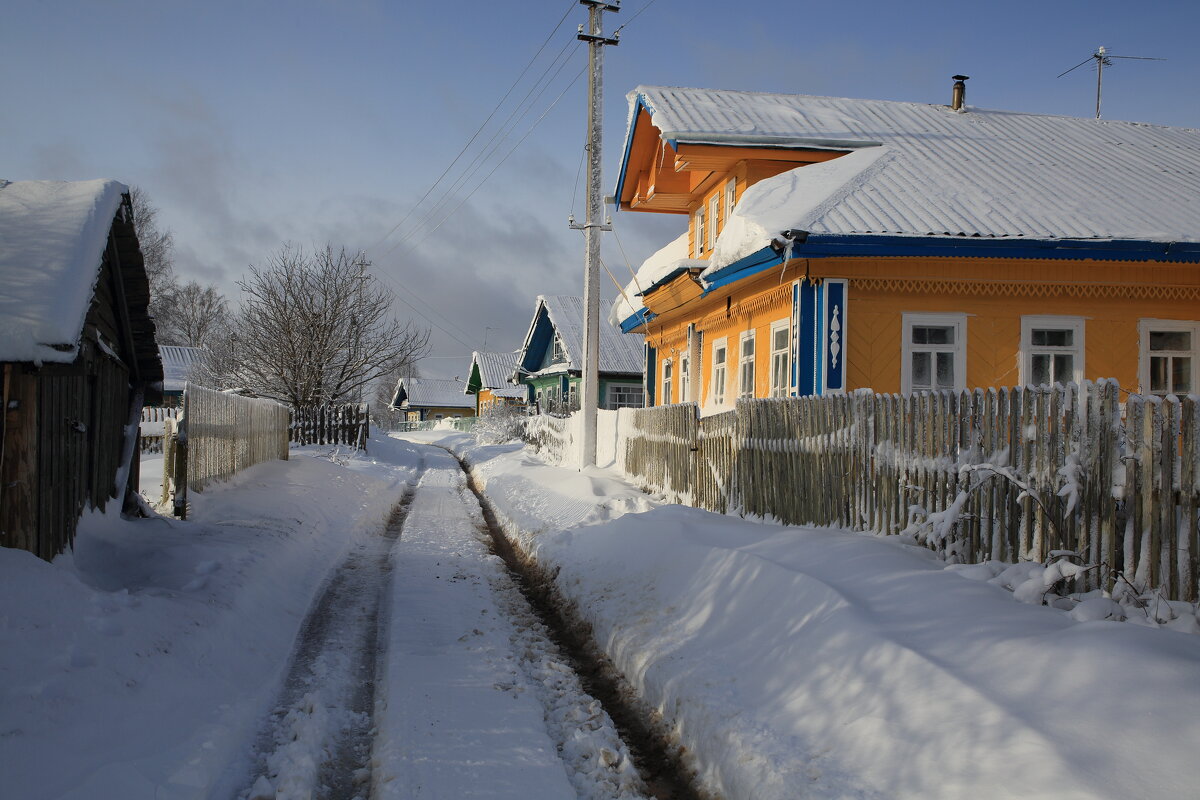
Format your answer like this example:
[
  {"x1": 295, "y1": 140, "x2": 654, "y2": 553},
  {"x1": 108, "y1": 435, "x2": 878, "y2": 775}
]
[
  {"x1": 372, "y1": 445, "x2": 648, "y2": 800},
  {"x1": 240, "y1": 491, "x2": 410, "y2": 800}
]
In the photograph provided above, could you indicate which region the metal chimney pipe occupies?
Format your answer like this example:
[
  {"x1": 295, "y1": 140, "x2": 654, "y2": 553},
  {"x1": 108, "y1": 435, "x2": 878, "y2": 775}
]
[{"x1": 951, "y1": 75, "x2": 969, "y2": 111}]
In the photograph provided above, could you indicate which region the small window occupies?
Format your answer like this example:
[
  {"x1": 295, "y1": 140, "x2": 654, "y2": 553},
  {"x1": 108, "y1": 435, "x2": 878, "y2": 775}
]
[
  {"x1": 707, "y1": 193, "x2": 720, "y2": 252},
  {"x1": 609, "y1": 384, "x2": 645, "y2": 409},
  {"x1": 739, "y1": 330, "x2": 756, "y2": 398},
  {"x1": 1022, "y1": 316, "x2": 1084, "y2": 387},
  {"x1": 903, "y1": 313, "x2": 967, "y2": 394},
  {"x1": 551, "y1": 334, "x2": 566, "y2": 364},
  {"x1": 661, "y1": 359, "x2": 673, "y2": 405},
  {"x1": 724, "y1": 178, "x2": 737, "y2": 224},
  {"x1": 680, "y1": 352, "x2": 690, "y2": 404},
  {"x1": 694, "y1": 207, "x2": 706, "y2": 257},
  {"x1": 769, "y1": 319, "x2": 790, "y2": 398},
  {"x1": 711, "y1": 338, "x2": 728, "y2": 406},
  {"x1": 1140, "y1": 319, "x2": 1199, "y2": 396}
]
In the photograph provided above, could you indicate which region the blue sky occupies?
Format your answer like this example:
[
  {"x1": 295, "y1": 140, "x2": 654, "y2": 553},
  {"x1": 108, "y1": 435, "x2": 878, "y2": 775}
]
[{"x1": 5, "y1": 0, "x2": 1199, "y2": 377}]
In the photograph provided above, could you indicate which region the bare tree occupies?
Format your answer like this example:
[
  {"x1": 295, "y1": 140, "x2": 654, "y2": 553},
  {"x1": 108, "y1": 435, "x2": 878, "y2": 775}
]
[
  {"x1": 215, "y1": 243, "x2": 429, "y2": 406},
  {"x1": 129, "y1": 186, "x2": 178, "y2": 328},
  {"x1": 159, "y1": 280, "x2": 228, "y2": 347}
]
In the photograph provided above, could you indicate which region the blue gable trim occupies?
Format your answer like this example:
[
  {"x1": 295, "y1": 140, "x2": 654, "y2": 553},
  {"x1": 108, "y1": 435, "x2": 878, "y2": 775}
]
[
  {"x1": 702, "y1": 246, "x2": 785, "y2": 294},
  {"x1": 619, "y1": 307, "x2": 653, "y2": 333},
  {"x1": 520, "y1": 305, "x2": 556, "y2": 373},
  {"x1": 703, "y1": 234, "x2": 1200, "y2": 299},
  {"x1": 613, "y1": 94, "x2": 651, "y2": 215},
  {"x1": 792, "y1": 234, "x2": 1200, "y2": 263}
]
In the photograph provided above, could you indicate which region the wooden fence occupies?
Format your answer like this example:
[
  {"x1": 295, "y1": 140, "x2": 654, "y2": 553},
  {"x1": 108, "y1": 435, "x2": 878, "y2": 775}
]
[
  {"x1": 163, "y1": 384, "x2": 290, "y2": 518},
  {"x1": 541, "y1": 381, "x2": 1200, "y2": 602},
  {"x1": 291, "y1": 404, "x2": 370, "y2": 450},
  {"x1": 138, "y1": 406, "x2": 181, "y2": 453}
]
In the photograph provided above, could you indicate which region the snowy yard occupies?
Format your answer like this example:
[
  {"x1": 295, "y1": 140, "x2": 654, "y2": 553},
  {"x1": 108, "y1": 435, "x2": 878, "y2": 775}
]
[{"x1": 1, "y1": 430, "x2": 1199, "y2": 799}]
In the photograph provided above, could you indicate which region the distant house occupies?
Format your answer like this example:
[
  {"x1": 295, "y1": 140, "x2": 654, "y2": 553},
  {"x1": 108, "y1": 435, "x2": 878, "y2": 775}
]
[
  {"x1": 611, "y1": 83, "x2": 1200, "y2": 410},
  {"x1": 0, "y1": 179, "x2": 163, "y2": 559},
  {"x1": 390, "y1": 376, "x2": 475, "y2": 422},
  {"x1": 159, "y1": 345, "x2": 204, "y2": 407},
  {"x1": 465, "y1": 351, "x2": 525, "y2": 414},
  {"x1": 515, "y1": 295, "x2": 645, "y2": 413}
]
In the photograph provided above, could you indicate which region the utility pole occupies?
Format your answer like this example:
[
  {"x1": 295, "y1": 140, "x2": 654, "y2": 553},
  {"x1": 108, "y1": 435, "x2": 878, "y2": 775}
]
[{"x1": 572, "y1": 0, "x2": 619, "y2": 468}]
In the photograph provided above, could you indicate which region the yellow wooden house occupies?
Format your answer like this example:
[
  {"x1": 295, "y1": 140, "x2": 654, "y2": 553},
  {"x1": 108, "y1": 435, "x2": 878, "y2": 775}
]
[
  {"x1": 465, "y1": 350, "x2": 526, "y2": 414},
  {"x1": 610, "y1": 83, "x2": 1200, "y2": 411}
]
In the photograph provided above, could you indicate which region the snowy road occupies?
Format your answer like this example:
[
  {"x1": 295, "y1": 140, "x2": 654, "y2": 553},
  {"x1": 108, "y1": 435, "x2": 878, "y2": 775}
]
[{"x1": 240, "y1": 443, "x2": 652, "y2": 800}]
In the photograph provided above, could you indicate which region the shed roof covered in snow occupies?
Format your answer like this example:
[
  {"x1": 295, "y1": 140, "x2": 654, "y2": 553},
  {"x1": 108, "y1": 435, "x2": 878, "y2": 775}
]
[
  {"x1": 160, "y1": 345, "x2": 204, "y2": 393},
  {"x1": 0, "y1": 179, "x2": 139, "y2": 363},
  {"x1": 617, "y1": 85, "x2": 1200, "y2": 249},
  {"x1": 518, "y1": 295, "x2": 644, "y2": 378},
  {"x1": 391, "y1": 377, "x2": 475, "y2": 410}
]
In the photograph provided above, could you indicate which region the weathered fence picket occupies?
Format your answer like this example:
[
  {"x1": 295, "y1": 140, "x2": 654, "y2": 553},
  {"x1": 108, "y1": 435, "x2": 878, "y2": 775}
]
[
  {"x1": 290, "y1": 403, "x2": 370, "y2": 450},
  {"x1": 522, "y1": 380, "x2": 1198, "y2": 603}
]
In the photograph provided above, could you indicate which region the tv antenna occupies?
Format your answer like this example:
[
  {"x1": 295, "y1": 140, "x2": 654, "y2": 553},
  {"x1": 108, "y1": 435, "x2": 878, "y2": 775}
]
[{"x1": 1057, "y1": 45, "x2": 1165, "y2": 119}]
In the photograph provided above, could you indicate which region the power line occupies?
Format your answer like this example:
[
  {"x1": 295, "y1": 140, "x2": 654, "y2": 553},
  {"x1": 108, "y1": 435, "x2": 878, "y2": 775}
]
[
  {"x1": 389, "y1": 63, "x2": 587, "y2": 256},
  {"x1": 388, "y1": 38, "x2": 582, "y2": 252},
  {"x1": 366, "y1": 0, "x2": 578, "y2": 256}
]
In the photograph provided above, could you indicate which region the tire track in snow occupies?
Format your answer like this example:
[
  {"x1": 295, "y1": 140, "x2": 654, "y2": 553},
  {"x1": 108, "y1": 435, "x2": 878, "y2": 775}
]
[{"x1": 238, "y1": 486, "x2": 418, "y2": 800}]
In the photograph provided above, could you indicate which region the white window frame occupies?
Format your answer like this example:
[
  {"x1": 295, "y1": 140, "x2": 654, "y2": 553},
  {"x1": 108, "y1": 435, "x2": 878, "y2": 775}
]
[
  {"x1": 724, "y1": 178, "x2": 737, "y2": 225},
  {"x1": 769, "y1": 318, "x2": 791, "y2": 398},
  {"x1": 1138, "y1": 318, "x2": 1200, "y2": 396},
  {"x1": 901, "y1": 312, "x2": 967, "y2": 395},
  {"x1": 680, "y1": 351, "x2": 690, "y2": 404},
  {"x1": 551, "y1": 333, "x2": 566, "y2": 364},
  {"x1": 694, "y1": 206, "x2": 706, "y2": 257},
  {"x1": 707, "y1": 193, "x2": 720, "y2": 252},
  {"x1": 1020, "y1": 315, "x2": 1085, "y2": 387},
  {"x1": 661, "y1": 358, "x2": 673, "y2": 405},
  {"x1": 608, "y1": 383, "x2": 645, "y2": 409},
  {"x1": 738, "y1": 329, "x2": 756, "y2": 399},
  {"x1": 710, "y1": 337, "x2": 728, "y2": 407}
]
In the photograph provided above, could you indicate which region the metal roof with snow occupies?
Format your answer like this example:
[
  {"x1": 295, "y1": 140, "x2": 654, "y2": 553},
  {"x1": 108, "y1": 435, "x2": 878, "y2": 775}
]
[
  {"x1": 160, "y1": 345, "x2": 204, "y2": 393},
  {"x1": 517, "y1": 295, "x2": 644, "y2": 377},
  {"x1": 391, "y1": 377, "x2": 475, "y2": 410},
  {"x1": 618, "y1": 85, "x2": 1200, "y2": 244},
  {"x1": 466, "y1": 351, "x2": 525, "y2": 398}
]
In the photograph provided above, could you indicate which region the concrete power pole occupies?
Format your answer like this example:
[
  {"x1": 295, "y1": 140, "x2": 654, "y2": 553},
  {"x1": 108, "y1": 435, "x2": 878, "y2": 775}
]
[{"x1": 574, "y1": 0, "x2": 618, "y2": 468}]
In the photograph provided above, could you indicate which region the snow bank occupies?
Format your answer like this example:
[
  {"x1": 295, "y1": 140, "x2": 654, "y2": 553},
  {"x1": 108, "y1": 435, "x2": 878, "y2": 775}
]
[
  {"x1": 437, "y1": 432, "x2": 1200, "y2": 800},
  {"x1": 0, "y1": 440, "x2": 419, "y2": 800}
]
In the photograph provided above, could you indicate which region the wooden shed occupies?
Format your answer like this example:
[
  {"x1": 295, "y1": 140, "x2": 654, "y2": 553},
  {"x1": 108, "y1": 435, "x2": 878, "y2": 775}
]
[{"x1": 0, "y1": 179, "x2": 163, "y2": 560}]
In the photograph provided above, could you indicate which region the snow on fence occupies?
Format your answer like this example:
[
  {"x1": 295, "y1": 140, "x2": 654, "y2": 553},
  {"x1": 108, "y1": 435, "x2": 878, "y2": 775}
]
[
  {"x1": 546, "y1": 381, "x2": 1199, "y2": 602},
  {"x1": 522, "y1": 414, "x2": 574, "y2": 465},
  {"x1": 163, "y1": 384, "x2": 290, "y2": 518},
  {"x1": 137, "y1": 406, "x2": 182, "y2": 454},
  {"x1": 290, "y1": 403, "x2": 370, "y2": 450}
]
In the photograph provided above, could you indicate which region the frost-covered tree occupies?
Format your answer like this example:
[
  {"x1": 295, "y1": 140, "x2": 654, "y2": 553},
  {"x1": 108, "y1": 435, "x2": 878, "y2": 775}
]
[{"x1": 207, "y1": 243, "x2": 429, "y2": 406}]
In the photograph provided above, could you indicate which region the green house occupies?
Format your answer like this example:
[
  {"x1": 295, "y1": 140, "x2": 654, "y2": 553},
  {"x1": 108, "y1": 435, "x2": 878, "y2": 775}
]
[{"x1": 514, "y1": 295, "x2": 645, "y2": 414}]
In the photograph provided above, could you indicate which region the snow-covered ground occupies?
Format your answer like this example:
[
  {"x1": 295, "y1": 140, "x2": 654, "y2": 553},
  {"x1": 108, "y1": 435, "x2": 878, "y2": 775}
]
[
  {"x1": 419, "y1": 429, "x2": 1200, "y2": 800},
  {"x1": 3, "y1": 429, "x2": 1199, "y2": 799}
]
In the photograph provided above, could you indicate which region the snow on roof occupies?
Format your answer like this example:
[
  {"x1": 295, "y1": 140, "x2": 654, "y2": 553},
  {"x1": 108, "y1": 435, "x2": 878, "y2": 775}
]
[
  {"x1": 160, "y1": 345, "x2": 204, "y2": 393},
  {"x1": 469, "y1": 351, "x2": 525, "y2": 398},
  {"x1": 395, "y1": 377, "x2": 475, "y2": 409},
  {"x1": 535, "y1": 295, "x2": 644, "y2": 375},
  {"x1": 0, "y1": 179, "x2": 129, "y2": 363},
  {"x1": 624, "y1": 86, "x2": 1200, "y2": 248},
  {"x1": 607, "y1": 233, "x2": 706, "y2": 326}
]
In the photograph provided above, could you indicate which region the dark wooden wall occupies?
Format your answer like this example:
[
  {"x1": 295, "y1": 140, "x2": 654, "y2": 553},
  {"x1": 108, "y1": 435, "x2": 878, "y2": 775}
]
[{"x1": 0, "y1": 221, "x2": 145, "y2": 559}]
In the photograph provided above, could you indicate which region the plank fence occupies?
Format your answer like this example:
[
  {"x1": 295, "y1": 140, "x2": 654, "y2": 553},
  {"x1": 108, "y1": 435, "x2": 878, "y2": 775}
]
[
  {"x1": 162, "y1": 384, "x2": 291, "y2": 518},
  {"x1": 532, "y1": 381, "x2": 1200, "y2": 602},
  {"x1": 291, "y1": 403, "x2": 370, "y2": 450},
  {"x1": 138, "y1": 406, "x2": 181, "y2": 453}
]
